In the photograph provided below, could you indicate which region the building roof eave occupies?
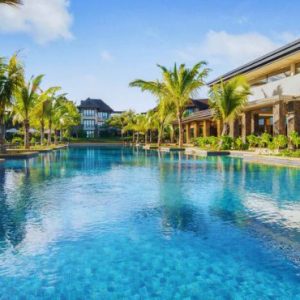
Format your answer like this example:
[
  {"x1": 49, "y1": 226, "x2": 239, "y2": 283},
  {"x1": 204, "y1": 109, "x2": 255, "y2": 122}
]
[{"x1": 208, "y1": 38, "x2": 300, "y2": 86}]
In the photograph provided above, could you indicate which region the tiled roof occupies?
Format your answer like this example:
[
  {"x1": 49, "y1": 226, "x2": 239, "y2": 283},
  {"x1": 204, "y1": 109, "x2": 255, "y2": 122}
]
[
  {"x1": 188, "y1": 99, "x2": 209, "y2": 110},
  {"x1": 182, "y1": 109, "x2": 213, "y2": 124},
  {"x1": 78, "y1": 98, "x2": 114, "y2": 112}
]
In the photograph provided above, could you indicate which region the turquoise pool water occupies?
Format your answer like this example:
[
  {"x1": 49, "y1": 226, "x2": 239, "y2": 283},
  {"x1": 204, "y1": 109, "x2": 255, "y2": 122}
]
[{"x1": 0, "y1": 147, "x2": 300, "y2": 299}]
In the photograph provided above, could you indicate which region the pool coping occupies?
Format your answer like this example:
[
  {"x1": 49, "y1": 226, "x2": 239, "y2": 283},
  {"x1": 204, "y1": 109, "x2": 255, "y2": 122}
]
[
  {"x1": 69, "y1": 142, "x2": 124, "y2": 147},
  {"x1": 0, "y1": 152, "x2": 39, "y2": 159}
]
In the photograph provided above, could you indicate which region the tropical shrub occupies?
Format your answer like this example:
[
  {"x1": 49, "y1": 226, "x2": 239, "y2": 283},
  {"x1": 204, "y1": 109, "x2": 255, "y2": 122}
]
[
  {"x1": 259, "y1": 132, "x2": 272, "y2": 148},
  {"x1": 194, "y1": 137, "x2": 209, "y2": 148},
  {"x1": 289, "y1": 131, "x2": 300, "y2": 149},
  {"x1": 194, "y1": 136, "x2": 219, "y2": 149},
  {"x1": 247, "y1": 134, "x2": 260, "y2": 148},
  {"x1": 234, "y1": 137, "x2": 249, "y2": 150},
  {"x1": 220, "y1": 136, "x2": 233, "y2": 150},
  {"x1": 279, "y1": 149, "x2": 300, "y2": 158},
  {"x1": 272, "y1": 135, "x2": 288, "y2": 150},
  {"x1": 207, "y1": 136, "x2": 219, "y2": 149},
  {"x1": 12, "y1": 136, "x2": 23, "y2": 144}
]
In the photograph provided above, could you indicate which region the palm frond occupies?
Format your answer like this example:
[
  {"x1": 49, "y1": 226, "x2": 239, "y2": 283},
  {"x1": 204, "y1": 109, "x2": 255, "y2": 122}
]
[{"x1": 0, "y1": 0, "x2": 22, "y2": 5}]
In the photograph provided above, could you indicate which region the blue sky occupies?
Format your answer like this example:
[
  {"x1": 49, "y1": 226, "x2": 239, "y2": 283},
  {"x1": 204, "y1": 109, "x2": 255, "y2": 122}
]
[{"x1": 0, "y1": 0, "x2": 299, "y2": 112}]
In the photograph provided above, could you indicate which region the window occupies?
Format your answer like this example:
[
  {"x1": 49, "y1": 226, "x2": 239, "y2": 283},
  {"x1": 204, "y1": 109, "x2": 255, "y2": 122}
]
[
  {"x1": 83, "y1": 119, "x2": 95, "y2": 129},
  {"x1": 83, "y1": 109, "x2": 95, "y2": 117},
  {"x1": 295, "y1": 62, "x2": 300, "y2": 74},
  {"x1": 98, "y1": 112, "x2": 109, "y2": 119},
  {"x1": 86, "y1": 130, "x2": 94, "y2": 138},
  {"x1": 258, "y1": 118, "x2": 265, "y2": 126}
]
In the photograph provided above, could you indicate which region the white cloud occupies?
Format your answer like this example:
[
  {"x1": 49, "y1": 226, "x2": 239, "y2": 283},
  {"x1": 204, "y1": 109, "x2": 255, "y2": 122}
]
[
  {"x1": 177, "y1": 31, "x2": 280, "y2": 68},
  {"x1": 100, "y1": 50, "x2": 114, "y2": 62},
  {"x1": 177, "y1": 31, "x2": 300, "y2": 70},
  {"x1": 0, "y1": 0, "x2": 73, "y2": 44}
]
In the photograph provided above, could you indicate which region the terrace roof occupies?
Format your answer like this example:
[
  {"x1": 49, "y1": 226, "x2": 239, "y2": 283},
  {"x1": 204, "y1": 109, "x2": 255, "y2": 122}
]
[{"x1": 208, "y1": 38, "x2": 300, "y2": 86}]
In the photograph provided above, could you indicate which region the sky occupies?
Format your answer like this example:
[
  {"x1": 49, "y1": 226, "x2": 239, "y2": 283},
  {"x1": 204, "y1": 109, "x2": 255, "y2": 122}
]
[{"x1": 0, "y1": 0, "x2": 299, "y2": 112}]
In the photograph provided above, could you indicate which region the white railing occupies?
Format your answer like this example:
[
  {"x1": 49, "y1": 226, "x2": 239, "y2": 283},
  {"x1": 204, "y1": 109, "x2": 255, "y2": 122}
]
[{"x1": 249, "y1": 73, "x2": 300, "y2": 101}]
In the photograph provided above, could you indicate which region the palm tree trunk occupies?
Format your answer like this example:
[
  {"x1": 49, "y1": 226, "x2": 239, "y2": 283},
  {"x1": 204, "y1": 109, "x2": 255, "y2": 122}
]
[
  {"x1": 177, "y1": 114, "x2": 184, "y2": 147},
  {"x1": 145, "y1": 131, "x2": 148, "y2": 144},
  {"x1": 0, "y1": 115, "x2": 6, "y2": 153},
  {"x1": 60, "y1": 128, "x2": 63, "y2": 143},
  {"x1": 170, "y1": 125, "x2": 174, "y2": 144},
  {"x1": 222, "y1": 122, "x2": 229, "y2": 136},
  {"x1": 40, "y1": 119, "x2": 45, "y2": 145},
  {"x1": 24, "y1": 119, "x2": 30, "y2": 149},
  {"x1": 157, "y1": 128, "x2": 162, "y2": 147},
  {"x1": 54, "y1": 129, "x2": 58, "y2": 145},
  {"x1": 149, "y1": 131, "x2": 152, "y2": 143},
  {"x1": 48, "y1": 119, "x2": 52, "y2": 145}
]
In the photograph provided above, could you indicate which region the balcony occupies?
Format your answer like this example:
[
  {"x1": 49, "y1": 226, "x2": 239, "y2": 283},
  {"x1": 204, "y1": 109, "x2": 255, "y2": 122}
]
[{"x1": 249, "y1": 73, "x2": 300, "y2": 102}]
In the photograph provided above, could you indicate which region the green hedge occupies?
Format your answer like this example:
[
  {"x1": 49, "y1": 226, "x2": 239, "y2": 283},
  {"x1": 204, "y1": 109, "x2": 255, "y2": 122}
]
[
  {"x1": 192, "y1": 131, "x2": 300, "y2": 151},
  {"x1": 192, "y1": 136, "x2": 248, "y2": 151}
]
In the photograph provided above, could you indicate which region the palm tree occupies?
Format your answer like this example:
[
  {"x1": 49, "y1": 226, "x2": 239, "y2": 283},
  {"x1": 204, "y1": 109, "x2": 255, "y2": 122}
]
[
  {"x1": 0, "y1": 55, "x2": 24, "y2": 152},
  {"x1": 0, "y1": 0, "x2": 22, "y2": 5},
  {"x1": 114, "y1": 110, "x2": 136, "y2": 141},
  {"x1": 52, "y1": 97, "x2": 80, "y2": 144},
  {"x1": 32, "y1": 87, "x2": 60, "y2": 145},
  {"x1": 13, "y1": 75, "x2": 44, "y2": 149},
  {"x1": 209, "y1": 76, "x2": 250, "y2": 136},
  {"x1": 144, "y1": 110, "x2": 157, "y2": 144},
  {"x1": 107, "y1": 110, "x2": 135, "y2": 139},
  {"x1": 130, "y1": 62, "x2": 209, "y2": 147},
  {"x1": 154, "y1": 99, "x2": 175, "y2": 146},
  {"x1": 44, "y1": 91, "x2": 65, "y2": 145}
]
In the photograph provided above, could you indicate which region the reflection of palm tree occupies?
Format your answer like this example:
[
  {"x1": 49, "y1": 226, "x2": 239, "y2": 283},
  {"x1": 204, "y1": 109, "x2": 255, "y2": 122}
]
[
  {"x1": 0, "y1": 163, "x2": 30, "y2": 248},
  {"x1": 158, "y1": 153, "x2": 207, "y2": 235},
  {"x1": 209, "y1": 158, "x2": 248, "y2": 226}
]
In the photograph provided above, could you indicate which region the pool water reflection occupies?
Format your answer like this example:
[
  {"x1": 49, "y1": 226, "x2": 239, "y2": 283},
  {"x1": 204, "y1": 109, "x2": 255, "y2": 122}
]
[{"x1": 0, "y1": 147, "x2": 299, "y2": 299}]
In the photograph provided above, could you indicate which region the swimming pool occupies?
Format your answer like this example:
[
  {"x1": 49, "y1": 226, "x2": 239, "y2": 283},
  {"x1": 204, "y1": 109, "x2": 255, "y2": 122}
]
[{"x1": 0, "y1": 146, "x2": 299, "y2": 299}]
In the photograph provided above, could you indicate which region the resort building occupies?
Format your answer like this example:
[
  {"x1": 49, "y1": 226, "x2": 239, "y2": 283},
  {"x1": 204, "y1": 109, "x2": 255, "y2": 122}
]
[
  {"x1": 78, "y1": 98, "x2": 114, "y2": 138},
  {"x1": 183, "y1": 39, "x2": 300, "y2": 143}
]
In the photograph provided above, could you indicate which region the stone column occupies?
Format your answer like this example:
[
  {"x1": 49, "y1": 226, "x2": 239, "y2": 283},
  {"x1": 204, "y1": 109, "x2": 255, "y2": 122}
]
[
  {"x1": 203, "y1": 120, "x2": 211, "y2": 137},
  {"x1": 242, "y1": 111, "x2": 252, "y2": 142},
  {"x1": 229, "y1": 119, "x2": 239, "y2": 138},
  {"x1": 291, "y1": 63, "x2": 296, "y2": 76},
  {"x1": 185, "y1": 124, "x2": 190, "y2": 143},
  {"x1": 287, "y1": 101, "x2": 300, "y2": 135},
  {"x1": 273, "y1": 101, "x2": 286, "y2": 135},
  {"x1": 251, "y1": 113, "x2": 259, "y2": 134},
  {"x1": 194, "y1": 122, "x2": 199, "y2": 138}
]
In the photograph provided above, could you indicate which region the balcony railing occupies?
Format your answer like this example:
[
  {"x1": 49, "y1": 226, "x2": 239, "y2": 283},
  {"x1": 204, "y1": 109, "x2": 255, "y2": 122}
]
[{"x1": 250, "y1": 73, "x2": 300, "y2": 101}]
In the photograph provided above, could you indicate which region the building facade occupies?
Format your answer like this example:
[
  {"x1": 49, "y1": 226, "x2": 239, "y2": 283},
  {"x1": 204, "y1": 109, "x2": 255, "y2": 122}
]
[
  {"x1": 78, "y1": 98, "x2": 114, "y2": 138},
  {"x1": 183, "y1": 39, "x2": 300, "y2": 143}
]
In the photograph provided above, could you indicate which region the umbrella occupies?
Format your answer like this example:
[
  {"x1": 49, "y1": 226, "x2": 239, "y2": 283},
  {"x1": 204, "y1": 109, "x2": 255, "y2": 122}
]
[{"x1": 6, "y1": 128, "x2": 19, "y2": 133}]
